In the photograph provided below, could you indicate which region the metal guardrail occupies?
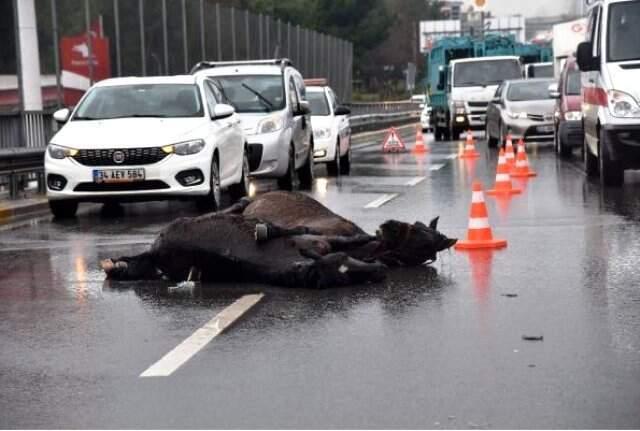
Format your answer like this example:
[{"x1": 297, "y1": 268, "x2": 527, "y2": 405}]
[
  {"x1": 348, "y1": 101, "x2": 422, "y2": 116},
  {"x1": 0, "y1": 110, "x2": 419, "y2": 200},
  {"x1": 0, "y1": 147, "x2": 46, "y2": 199},
  {"x1": 0, "y1": 111, "x2": 57, "y2": 150}
]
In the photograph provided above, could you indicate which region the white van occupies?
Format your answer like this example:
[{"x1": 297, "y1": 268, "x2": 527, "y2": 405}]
[{"x1": 577, "y1": 0, "x2": 640, "y2": 186}]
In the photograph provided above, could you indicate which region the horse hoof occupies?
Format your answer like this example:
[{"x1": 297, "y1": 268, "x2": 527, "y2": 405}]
[{"x1": 255, "y1": 224, "x2": 269, "y2": 242}]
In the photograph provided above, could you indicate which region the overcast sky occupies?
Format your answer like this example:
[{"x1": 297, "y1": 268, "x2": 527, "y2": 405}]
[{"x1": 474, "y1": 0, "x2": 580, "y2": 18}]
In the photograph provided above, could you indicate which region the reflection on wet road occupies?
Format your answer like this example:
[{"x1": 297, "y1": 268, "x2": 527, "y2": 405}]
[{"x1": 1, "y1": 127, "x2": 640, "y2": 428}]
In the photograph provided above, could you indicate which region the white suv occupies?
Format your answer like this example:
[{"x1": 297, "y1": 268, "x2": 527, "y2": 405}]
[
  {"x1": 305, "y1": 80, "x2": 352, "y2": 176},
  {"x1": 192, "y1": 59, "x2": 314, "y2": 190},
  {"x1": 45, "y1": 75, "x2": 249, "y2": 218},
  {"x1": 578, "y1": 0, "x2": 640, "y2": 186}
]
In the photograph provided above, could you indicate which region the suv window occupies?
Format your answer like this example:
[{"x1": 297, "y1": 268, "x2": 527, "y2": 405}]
[
  {"x1": 288, "y1": 78, "x2": 299, "y2": 112},
  {"x1": 208, "y1": 75, "x2": 285, "y2": 113},
  {"x1": 607, "y1": 1, "x2": 640, "y2": 62},
  {"x1": 203, "y1": 82, "x2": 219, "y2": 115}
]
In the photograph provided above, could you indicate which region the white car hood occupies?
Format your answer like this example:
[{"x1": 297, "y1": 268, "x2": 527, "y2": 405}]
[
  {"x1": 237, "y1": 112, "x2": 284, "y2": 135},
  {"x1": 451, "y1": 85, "x2": 499, "y2": 103},
  {"x1": 606, "y1": 63, "x2": 640, "y2": 100},
  {"x1": 52, "y1": 118, "x2": 207, "y2": 149},
  {"x1": 310, "y1": 115, "x2": 333, "y2": 131}
]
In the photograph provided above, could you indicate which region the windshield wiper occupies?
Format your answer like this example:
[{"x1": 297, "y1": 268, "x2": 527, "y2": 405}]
[
  {"x1": 72, "y1": 115, "x2": 100, "y2": 121},
  {"x1": 241, "y1": 83, "x2": 274, "y2": 110}
]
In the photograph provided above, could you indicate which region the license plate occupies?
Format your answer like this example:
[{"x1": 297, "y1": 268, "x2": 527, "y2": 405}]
[
  {"x1": 538, "y1": 126, "x2": 554, "y2": 133},
  {"x1": 93, "y1": 168, "x2": 145, "y2": 183}
]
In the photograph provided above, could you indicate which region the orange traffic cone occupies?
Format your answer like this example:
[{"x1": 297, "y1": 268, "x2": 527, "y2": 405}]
[
  {"x1": 413, "y1": 125, "x2": 428, "y2": 154},
  {"x1": 511, "y1": 139, "x2": 537, "y2": 178},
  {"x1": 487, "y1": 148, "x2": 521, "y2": 196},
  {"x1": 460, "y1": 130, "x2": 479, "y2": 159},
  {"x1": 455, "y1": 181, "x2": 508, "y2": 250},
  {"x1": 504, "y1": 134, "x2": 516, "y2": 168}
]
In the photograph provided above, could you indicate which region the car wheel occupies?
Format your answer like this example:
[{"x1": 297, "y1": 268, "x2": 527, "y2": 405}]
[
  {"x1": 584, "y1": 135, "x2": 599, "y2": 178},
  {"x1": 229, "y1": 147, "x2": 250, "y2": 201},
  {"x1": 339, "y1": 145, "x2": 351, "y2": 176},
  {"x1": 298, "y1": 142, "x2": 315, "y2": 190},
  {"x1": 556, "y1": 125, "x2": 572, "y2": 158},
  {"x1": 326, "y1": 141, "x2": 340, "y2": 177},
  {"x1": 599, "y1": 129, "x2": 624, "y2": 186},
  {"x1": 277, "y1": 145, "x2": 297, "y2": 191},
  {"x1": 49, "y1": 200, "x2": 78, "y2": 219},
  {"x1": 196, "y1": 156, "x2": 222, "y2": 212}
]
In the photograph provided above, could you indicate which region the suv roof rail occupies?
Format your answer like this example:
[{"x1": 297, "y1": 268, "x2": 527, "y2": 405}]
[{"x1": 190, "y1": 58, "x2": 294, "y2": 74}]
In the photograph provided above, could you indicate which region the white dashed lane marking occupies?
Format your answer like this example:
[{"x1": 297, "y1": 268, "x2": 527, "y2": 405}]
[
  {"x1": 405, "y1": 177, "x2": 426, "y2": 186},
  {"x1": 364, "y1": 194, "x2": 399, "y2": 209},
  {"x1": 140, "y1": 293, "x2": 264, "y2": 378}
]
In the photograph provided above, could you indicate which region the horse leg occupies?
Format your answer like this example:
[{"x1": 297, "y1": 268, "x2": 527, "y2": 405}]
[
  {"x1": 218, "y1": 197, "x2": 252, "y2": 215},
  {"x1": 254, "y1": 222, "x2": 321, "y2": 242}
]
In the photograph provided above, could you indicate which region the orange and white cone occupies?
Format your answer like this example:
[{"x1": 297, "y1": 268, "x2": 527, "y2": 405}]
[
  {"x1": 413, "y1": 125, "x2": 428, "y2": 153},
  {"x1": 460, "y1": 130, "x2": 480, "y2": 159},
  {"x1": 487, "y1": 148, "x2": 521, "y2": 196},
  {"x1": 504, "y1": 134, "x2": 516, "y2": 168},
  {"x1": 455, "y1": 181, "x2": 508, "y2": 250},
  {"x1": 511, "y1": 139, "x2": 537, "y2": 178}
]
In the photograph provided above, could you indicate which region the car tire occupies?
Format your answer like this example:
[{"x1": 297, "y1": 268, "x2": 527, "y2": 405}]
[
  {"x1": 339, "y1": 145, "x2": 351, "y2": 176},
  {"x1": 556, "y1": 125, "x2": 572, "y2": 158},
  {"x1": 584, "y1": 135, "x2": 599, "y2": 178},
  {"x1": 49, "y1": 200, "x2": 78, "y2": 219},
  {"x1": 326, "y1": 141, "x2": 340, "y2": 177},
  {"x1": 277, "y1": 145, "x2": 297, "y2": 191},
  {"x1": 229, "y1": 148, "x2": 250, "y2": 201},
  {"x1": 599, "y1": 130, "x2": 624, "y2": 186},
  {"x1": 196, "y1": 156, "x2": 222, "y2": 212},
  {"x1": 298, "y1": 142, "x2": 315, "y2": 190}
]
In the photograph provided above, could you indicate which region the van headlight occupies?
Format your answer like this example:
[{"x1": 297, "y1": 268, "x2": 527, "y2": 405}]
[
  {"x1": 608, "y1": 90, "x2": 640, "y2": 118},
  {"x1": 162, "y1": 139, "x2": 205, "y2": 156},
  {"x1": 257, "y1": 115, "x2": 284, "y2": 134},
  {"x1": 313, "y1": 127, "x2": 332, "y2": 140},
  {"x1": 564, "y1": 111, "x2": 582, "y2": 121},
  {"x1": 48, "y1": 144, "x2": 78, "y2": 159},
  {"x1": 507, "y1": 111, "x2": 527, "y2": 119}
]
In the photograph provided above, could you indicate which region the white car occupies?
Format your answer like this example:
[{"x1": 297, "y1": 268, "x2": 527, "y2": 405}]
[
  {"x1": 192, "y1": 59, "x2": 314, "y2": 190},
  {"x1": 420, "y1": 103, "x2": 432, "y2": 132},
  {"x1": 305, "y1": 81, "x2": 352, "y2": 176},
  {"x1": 45, "y1": 75, "x2": 249, "y2": 218}
]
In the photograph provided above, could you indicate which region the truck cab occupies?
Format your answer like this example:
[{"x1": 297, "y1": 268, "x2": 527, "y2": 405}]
[
  {"x1": 433, "y1": 56, "x2": 522, "y2": 141},
  {"x1": 577, "y1": 0, "x2": 640, "y2": 186}
]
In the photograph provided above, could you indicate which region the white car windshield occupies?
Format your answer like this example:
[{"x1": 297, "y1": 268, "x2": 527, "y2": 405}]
[
  {"x1": 307, "y1": 91, "x2": 330, "y2": 116},
  {"x1": 607, "y1": 1, "x2": 640, "y2": 62},
  {"x1": 507, "y1": 80, "x2": 555, "y2": 101},
  {"x1": 454, "y1": 60, "x2": 522, "y2": 87},
  {"x1": 73, "y1": 84, "x2": 203, "y2": 120},
  {"x1": 209, "y1": 75, "x2": 285, "y2": 113}
]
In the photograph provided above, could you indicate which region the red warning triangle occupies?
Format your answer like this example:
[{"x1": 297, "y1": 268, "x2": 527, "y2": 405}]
[{"x1": 382, "y1": 127, "x2": 406, "y2": 153}]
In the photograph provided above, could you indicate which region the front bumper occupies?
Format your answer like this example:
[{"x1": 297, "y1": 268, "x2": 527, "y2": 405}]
[
  {"x1": 245, "y1": 129, "x2": 290, "y2": 178},
  {"x1": 504, "y1": 118, "x2": 554, "y2": 142},
  {"x1": 558, "y1": 120, "x2": 584, "y2": 148},
  {"x1": 602, "y1": 124, "x2": 640, "y2": 167},
  {"x1": 45, "y1": 151, "x2": 212, "y2": 202}
]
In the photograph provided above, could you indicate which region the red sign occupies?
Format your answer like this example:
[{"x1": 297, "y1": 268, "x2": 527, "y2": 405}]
[
  {"x1": 382, "y1": 127, "x2": 406, "y2": 153},
  {"x1": 60, "y1": 21, "x2": 111, "y2": 86}
]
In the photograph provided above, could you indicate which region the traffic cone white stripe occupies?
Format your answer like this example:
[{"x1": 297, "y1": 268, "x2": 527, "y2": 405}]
[
  {"x1": 468, "y1": 217, "x2": 490, "y2": 229},
  {"x1": 472, "y1": 191, "x2": 485, "y2": 203},
  {"x1": 496, "y1": 173, "x2": 511, "y2": 182}
]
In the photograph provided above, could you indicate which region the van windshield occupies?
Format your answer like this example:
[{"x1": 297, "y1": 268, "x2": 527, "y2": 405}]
[
  {"x1": 209, "y1": 75, "x2": 285, "y2": 113},
  {"x1": 608, "y1": 1, "x2": 640, "y2": 62},
  {"x1": 454, "y1": 59, "x2": 522, "y2": 87}
]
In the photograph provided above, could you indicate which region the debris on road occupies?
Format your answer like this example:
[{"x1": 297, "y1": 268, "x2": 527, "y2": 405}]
[
  {"x1": 522, "y1": 335, "x2": 544, "y2": 341},
  {"x1": 501, "y1": 293, "x2": 519, "y2": 298}
]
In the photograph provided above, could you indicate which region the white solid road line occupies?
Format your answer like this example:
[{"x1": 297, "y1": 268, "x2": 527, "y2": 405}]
[
  {"x1": 140, "y1": 293, "x2": 264, "y2": 378},
  {"x1": 405, "y1": 177, "x2": 426, "y2": 186},
  {"x1": 446, "y1": 154, "x2": 458, "y2": 160},
  {"x1": 429, "y1": 163, "x2": 445, "y2": 171},
  {"x1": 364, "y1": 193, "x2": 399, "y2": 209}
]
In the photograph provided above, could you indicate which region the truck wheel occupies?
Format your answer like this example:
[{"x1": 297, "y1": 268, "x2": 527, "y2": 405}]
[
  {"x1": 584, "y1": 136, "x2": 598, "y2": 178},
  {"x1": 599, "y1": 130, "x2": 624, "y2": 186},
  {"x1": 49, "y1": 200, "x2": 78, "y2": 218}
]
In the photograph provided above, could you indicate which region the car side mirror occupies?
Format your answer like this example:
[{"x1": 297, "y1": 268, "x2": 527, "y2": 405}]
[
  {"x1": 548, "y1": 83, "x2": 560, "y2": 99},
  {"x1": 577, "y1": 41, "x2": 599, "y2": 72},
  {"x1": 334, "y1": 105, "x2": 351, "y2": 116},
  {"x1": 212, "y1": 103, "x2": 235, "y2": 120},
  {"x1": 492, "y1": 96, "x2": 501, "y2": 104},
  {"x1": 53, "y1": 108, "x2": 70, "y2": 124},
  {"x1": 295, "y1": 100, "x2": 311, "y2": 116}
]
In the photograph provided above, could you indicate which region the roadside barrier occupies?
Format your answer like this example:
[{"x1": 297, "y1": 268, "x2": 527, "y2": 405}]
[
  {"x1": 487, "y1": 148, "x2": 521, "y2": 196},
  {"x1": 511, "y1": 139, "x2": 537, "y2": 178},
  {"x1": 455, "y1": 181, "x2": 507, "y2": 250}
]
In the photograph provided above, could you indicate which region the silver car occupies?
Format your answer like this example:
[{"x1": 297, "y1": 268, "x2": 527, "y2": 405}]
[{"x1": 485, "y1": 78, "x2": 556, "y2": 147}]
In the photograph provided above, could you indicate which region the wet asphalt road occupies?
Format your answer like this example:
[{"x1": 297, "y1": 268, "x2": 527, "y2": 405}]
[{"x1": 1, "y1": 125, "x2": 640, "y2": 429}]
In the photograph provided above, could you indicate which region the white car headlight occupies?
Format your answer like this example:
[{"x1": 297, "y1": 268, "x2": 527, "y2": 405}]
[
  {"x1": 608, "y1": 90, "x2": 640, "y2": 118},
  {"x1": 507, "y1": 111, "x2": 528, "y2": 119},
  {"x1": 564, "y1": 111, "x2": 582, "y2": 121},
  {"x1": 162, "y1": 139, "x2": 205, "y2": 156},
  {"x1": 313, "y1": 127, "x2": 332, "y2": 140},
  {"x1": 47, "y1": 144, "x2": 78, "y2": 159},
  {"x1": 257, "y1": 115, "x2": 284, "y2": 134}
]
